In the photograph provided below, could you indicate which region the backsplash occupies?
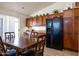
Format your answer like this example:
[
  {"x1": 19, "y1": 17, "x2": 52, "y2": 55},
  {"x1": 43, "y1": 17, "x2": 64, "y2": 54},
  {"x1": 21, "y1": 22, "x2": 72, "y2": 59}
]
[{"x1": 25, "y1": 26, "x2": 46, "y2": 33}]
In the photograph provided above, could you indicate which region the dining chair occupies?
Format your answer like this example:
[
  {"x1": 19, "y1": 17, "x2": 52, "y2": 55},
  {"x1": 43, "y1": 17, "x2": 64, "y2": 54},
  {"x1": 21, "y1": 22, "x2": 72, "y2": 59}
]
[
  {"x1": 0, "y1": 36, "x2": 16, "y2": 56},
  {"x1": 30, "y1": 32, "x2": 38, "y2": 38},
  {"x1": 20, "y1": 35, "x2": 46, "y2": 56},
  {"x1": 5, "y1": 32, "x2": 15, "y2": 41},
  {"x1": 34, "y1": 35, "x2": 46, "y2": 56}
]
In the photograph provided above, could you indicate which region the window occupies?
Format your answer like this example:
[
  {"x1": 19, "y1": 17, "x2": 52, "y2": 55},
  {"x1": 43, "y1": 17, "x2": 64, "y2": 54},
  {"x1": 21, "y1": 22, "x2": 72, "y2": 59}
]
[{"x1": 0, "y1": 14, "x2": 20, "y2": 39}]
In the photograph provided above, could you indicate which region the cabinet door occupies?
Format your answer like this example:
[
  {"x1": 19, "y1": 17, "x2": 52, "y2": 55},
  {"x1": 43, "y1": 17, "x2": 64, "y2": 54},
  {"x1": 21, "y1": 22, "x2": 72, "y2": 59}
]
[
  {"x1": 64, "y1": 17, "x2": 74, "y2": 49},
  {"x1": 73, "y1": 16, "x2": 78, "y2": 51},
  {"x1": 64, "y1": 33, "x2": 73, "y2": 49},
  {"x1": 78, "y1": 16, "x2": 79, "y2": 51},
  {"x1": 75, "y1": 2, "x2": 79, "y2": 7},
  {"x1": 74, "y1": 16, "x2": 78, "y2": 34},
  {"x1": 42, "y1": 15, "x2": 48, "y2": 25},
  {"x1": 32, "y1": 17, "x2": 37, "y2": 26},
  {"x1": 64, "y1": 17, "x2": 73, "y2": 33},
  {"x1": 29, "y1": 18, "x2": 33, "y2": 26},
  {"x1": 73, "y1": 34, "x2": 78, "y2": 51},
  {"x1": 26, "y1": 19, "x2": 29, "y2": 26},
  {"x1": 37, "y1": 16, "x2": 43, "y2": 26},
  {"x1": 74, "y1": 8, "x2": 79, "y2": 16},
  {"x1": 64, "y1": 10, "x2": 73, "y2": 17}
]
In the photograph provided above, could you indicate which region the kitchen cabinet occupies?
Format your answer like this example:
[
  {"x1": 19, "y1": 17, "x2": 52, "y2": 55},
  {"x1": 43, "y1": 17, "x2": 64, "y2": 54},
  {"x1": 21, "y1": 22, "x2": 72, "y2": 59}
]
[
  {"x1": 29, "y1": 18, "x2": 33, "y2": 26},
  {"x1": 32, "y1": 17, "x2": 37, "y2": 26},
  {"x1": 42, "y1": 14, "x2": 49, "y2": 25},
  {"x1": 26, "y1": 18, "x2": 33, "y2": 26},
  {"x1": 75, "y1": 2, "x2": 79, "y2": 7},
  {"x1": 26, "y1": 18, "x2": 29, "y2": 26},
  {"x1": 37, "y1": 15, "x2": 43, "y2": 26},
  {"x1": 64, "y1": 17, "x2": 73, "y2": 33},
  {"x1": 64, "y1": 8, "x2": 78, "y2": 51},
  {"x1": 64, "y1": 34, "x2": 73, "y2": 49},
  {"x1": 64, "y1": 17, "x2": 74, "y2": 50},
  {"x1": 73, "y1": 8, "x2": 79, "y2": 51}
]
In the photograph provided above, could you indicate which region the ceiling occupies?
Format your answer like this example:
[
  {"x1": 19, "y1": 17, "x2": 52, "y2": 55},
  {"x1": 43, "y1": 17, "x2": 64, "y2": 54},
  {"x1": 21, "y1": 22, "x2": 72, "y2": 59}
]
[{"x1": 0, "y1": 2, "x2": 54, "y2": 16}]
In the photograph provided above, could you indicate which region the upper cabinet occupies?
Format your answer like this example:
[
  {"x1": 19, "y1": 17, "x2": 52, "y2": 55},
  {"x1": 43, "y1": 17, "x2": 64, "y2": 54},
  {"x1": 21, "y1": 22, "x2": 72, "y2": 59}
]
[
  {"x1": 26, "y1": 18, "x2": 29, "y2": 26},
  {"x1": 73, "y1": 8, "x2": 79, "y2": 16},
  {"x1": 26, "y1": 13, "x2": 63, "y2": 27},
  {"x1": 32, "y1": 16, "x2": 37, "y2": 26},
  {"x1": 26, "y1": 17, "x2": 33, "y2": 26},
  {"x1": 75, "y1": 2, "x2": 79, "y2": 7},
  {"x1": 42, "y1": 14, "x2": 49, "y2": 26},
  {"x1": 26, "y1": 14, "x2": 49, "y2": 26},
  {"x1": 63, "y1": 9, "x2": 73, "y2": 17},
  {"x1": 37, "y1": 15, "x2": 43, "y2": 26}
]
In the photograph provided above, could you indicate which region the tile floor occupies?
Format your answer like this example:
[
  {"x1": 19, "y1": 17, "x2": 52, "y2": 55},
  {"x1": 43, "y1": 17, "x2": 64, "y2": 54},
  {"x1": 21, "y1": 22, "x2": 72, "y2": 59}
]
[{"x1": 44, "y1": 47, "x2": 78, "y2": 56}]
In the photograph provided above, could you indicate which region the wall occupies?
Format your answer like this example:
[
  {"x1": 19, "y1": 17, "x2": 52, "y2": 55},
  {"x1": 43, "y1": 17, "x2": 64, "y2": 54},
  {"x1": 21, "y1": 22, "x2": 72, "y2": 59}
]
[{"x1": 0, "y1": 7, "x2": 26, "y2": 35}]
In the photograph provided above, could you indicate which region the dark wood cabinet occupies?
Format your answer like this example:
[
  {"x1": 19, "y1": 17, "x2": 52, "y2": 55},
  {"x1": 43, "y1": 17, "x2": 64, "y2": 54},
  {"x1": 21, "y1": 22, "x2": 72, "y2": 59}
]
[
  {"x1": 37, "y1": 15, "x2": 43, "y2": 26},
  {"x1": 26, "y1": 18, "x2": 33, "y2": 26},
  {"x1": 64, "y1": 33, "x2": 73, "y2": 49},
  {"x1": 75, "y1": 2, "x2": 79, "y2": 7},
  {"x1": 63, "y1": 9, "x2": 73, "y2": 17},
  {"x1": 32, "y1": 17, "x2": 37, "y2": 26},
  {"x1": 64, "y1": 8, "x2": 78, "y2": 51},
  {"x1": 73, "y1": 34, "x2": 78, "y2": 51},
  {"x1": 42, "y1": 14, "x2": 48, "y2": 25},
  {"x1": 64, "y1": 17, "x2": 73, "y2": 33},
  {"x1": 26, "y1": 18, "x2": 31, "y2": 26},
  {"x1": 73, "y1": 8, "x2": 79, "y2": 51},
  {"x1": 74, "y1": 8, "x2": 79, "y2": 16},
  {"x1": 26, "y1": 15, "x2": 48, "y2": 26},
  {"x1": 64, "y1": 17, "x2": 74, "y2": 50},
  {"x1": 26, "y1": 18, "x2": 29, "y2": 26}
]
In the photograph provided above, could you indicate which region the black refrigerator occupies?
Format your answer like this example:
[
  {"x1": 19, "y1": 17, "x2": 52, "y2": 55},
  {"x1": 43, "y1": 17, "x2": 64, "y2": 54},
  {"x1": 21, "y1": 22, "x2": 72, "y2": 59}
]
[{"x1": 46, "y1": 17, "x2": 63, "y2": 50}]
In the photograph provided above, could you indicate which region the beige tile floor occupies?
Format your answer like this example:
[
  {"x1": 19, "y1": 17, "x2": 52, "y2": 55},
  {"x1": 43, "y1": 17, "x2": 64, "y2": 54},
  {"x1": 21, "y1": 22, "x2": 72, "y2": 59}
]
[{"x1": 44, "y1": 47, "x2": 78, "y2": 56}]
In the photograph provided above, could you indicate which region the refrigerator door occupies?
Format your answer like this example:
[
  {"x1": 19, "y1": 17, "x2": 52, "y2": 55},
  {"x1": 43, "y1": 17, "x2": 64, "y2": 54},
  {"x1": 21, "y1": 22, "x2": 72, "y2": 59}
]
[
  {"x1": 52, "y1": 17, "x2": 63, "y2": 50},
  {"x1": 46, "y1": 19, "x2": 52, "y2": 48}
]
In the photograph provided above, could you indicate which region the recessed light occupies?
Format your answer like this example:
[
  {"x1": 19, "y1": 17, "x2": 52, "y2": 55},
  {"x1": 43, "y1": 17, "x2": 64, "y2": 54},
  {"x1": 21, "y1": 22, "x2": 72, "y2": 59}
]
[{"x1": 22, "y1": 7, "x2": 24, "y2": 9}]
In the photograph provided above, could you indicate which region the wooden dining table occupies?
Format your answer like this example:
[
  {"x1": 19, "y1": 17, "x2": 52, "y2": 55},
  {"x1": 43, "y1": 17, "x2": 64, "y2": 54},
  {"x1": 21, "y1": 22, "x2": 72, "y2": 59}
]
[{"x1": 2, "y1": 33, "x2": 46, "y2": 53}]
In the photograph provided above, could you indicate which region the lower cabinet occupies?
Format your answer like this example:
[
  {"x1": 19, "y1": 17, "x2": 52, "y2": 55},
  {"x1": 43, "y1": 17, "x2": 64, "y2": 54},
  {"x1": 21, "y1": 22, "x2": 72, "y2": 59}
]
[
  {"x1": 73, "y1": 34, "x2": 78, "y2": 51},
  {"x1": 64, "y1": 33, "x2": 78, "y2": 51},
  {"x1": 64, "y1": 33, "x2": 73, "y2": 50},
  {"x1": 63, "y1": 8, "x2": 78, "y2": 51}
]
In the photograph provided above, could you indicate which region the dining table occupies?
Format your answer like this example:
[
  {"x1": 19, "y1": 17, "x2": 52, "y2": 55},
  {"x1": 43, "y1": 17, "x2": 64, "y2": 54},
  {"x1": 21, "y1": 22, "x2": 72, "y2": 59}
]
[{"x1": 2, "y1": 33, "x2": 46, "y2": 54}]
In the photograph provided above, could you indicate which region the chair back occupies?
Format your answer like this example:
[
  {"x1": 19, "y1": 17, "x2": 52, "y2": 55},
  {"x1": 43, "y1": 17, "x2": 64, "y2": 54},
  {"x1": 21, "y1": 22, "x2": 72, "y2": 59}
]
[
  {"x1": 35, "y1": 35, "x2": 46, "y2": 56},
  {"x1": 31, "y1": 32, "x2": 38, "y2": 38},
  {"x1": 5, "y1": 32, "x2": 15, "y2": 41},
  {"x1": 0, "y1": 36, "x2": 6, "y2": 53}
]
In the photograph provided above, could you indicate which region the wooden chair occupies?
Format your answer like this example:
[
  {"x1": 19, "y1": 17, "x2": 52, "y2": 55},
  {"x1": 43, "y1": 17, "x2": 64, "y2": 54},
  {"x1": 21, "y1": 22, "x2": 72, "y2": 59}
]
[
  {"x1": 5, "y1": 32, "x2": 15, "y2": 41},
  {"x1": 34, "y1": 35, "x2": 46, "y2": 56},
  {"x1": 0, "y1": 36, "x2": 16, "y2": 56},
  {"x1": 30, "y1": 32, "x2": 38, "y2": 38},
  {"x1": 0, "y1": 36, "x2": 6, "y2": 54}
]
